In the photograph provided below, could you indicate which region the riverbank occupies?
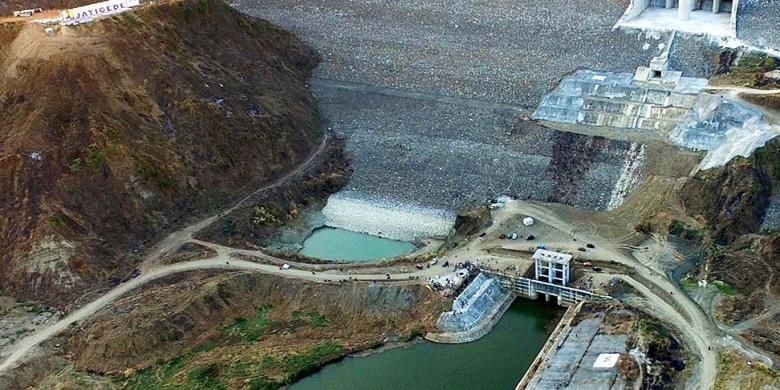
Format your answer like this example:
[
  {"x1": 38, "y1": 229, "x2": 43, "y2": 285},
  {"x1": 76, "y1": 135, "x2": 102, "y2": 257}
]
[
  {"x1": 2, "y1": 271, "x2": 448, "y2": 389},
  {"x1": 290, "y1": 299, "x2": 559, "y2": 390}
]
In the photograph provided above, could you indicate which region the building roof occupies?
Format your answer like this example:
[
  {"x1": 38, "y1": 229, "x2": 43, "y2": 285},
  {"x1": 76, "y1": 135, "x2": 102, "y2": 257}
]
[{"x1": 533, "y1": 249, "x2": 573, "y2": 265}]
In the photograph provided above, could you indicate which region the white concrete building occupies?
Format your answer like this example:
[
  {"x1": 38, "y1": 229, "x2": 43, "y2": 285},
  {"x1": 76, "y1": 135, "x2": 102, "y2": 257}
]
[{"x1": 533, "y1": 249, "x2": 572, "y2": 286}]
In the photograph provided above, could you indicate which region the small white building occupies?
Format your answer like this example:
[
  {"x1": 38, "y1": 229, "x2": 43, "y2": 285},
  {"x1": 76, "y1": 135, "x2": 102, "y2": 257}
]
[{"x1": 533, "y1": 249, "x2": 572, "y2": 286}]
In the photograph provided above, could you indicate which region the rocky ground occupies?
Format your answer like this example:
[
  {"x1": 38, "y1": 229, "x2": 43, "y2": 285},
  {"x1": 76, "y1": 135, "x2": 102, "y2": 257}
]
[
  {"x1": 736, "y1": 0, "x2": 780, "y2": 50},
  {"x1": 0, "y1": 298, "x2": 60, "y2": 362},
  {"x1": 225, "y1": 0, "x2": 673, "y2": 218},
  {"x1": 312, "y1": 80, "x2": 641, "y2": 213},
  {"x1": 234, "y1": 0, "x2": 665, "y2": 107}
]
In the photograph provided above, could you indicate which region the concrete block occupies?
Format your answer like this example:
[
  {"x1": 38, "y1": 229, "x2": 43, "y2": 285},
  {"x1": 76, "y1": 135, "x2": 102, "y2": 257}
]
[{"x1": 634, "y1": 66, "x2": 652, "y2": 82}]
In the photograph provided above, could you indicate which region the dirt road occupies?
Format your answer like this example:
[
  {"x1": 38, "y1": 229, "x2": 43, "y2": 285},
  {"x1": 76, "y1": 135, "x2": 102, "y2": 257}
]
[
  {"x1": 619, "y1": 275, "x2": 718, "y2": 388},
  {"x1": 0, "y1": 252, "x2": 440, "y2": 373}
]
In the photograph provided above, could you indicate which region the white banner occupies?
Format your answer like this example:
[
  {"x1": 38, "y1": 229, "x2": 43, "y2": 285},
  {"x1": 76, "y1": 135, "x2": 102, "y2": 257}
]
[{"x1": 61, "y1": 0, "x2": 140, "y2": 23}]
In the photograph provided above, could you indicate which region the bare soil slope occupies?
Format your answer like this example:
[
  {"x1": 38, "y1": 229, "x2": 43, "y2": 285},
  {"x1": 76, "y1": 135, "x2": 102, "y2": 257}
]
[{"x1": 0, "y1": 0, "x2": 323, "y2": 308}]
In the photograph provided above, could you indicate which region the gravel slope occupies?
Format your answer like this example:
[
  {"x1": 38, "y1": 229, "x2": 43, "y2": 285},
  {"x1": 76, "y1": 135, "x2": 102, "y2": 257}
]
[
  {"x1": 231, "y1": 0, "x2": 657, "y2": 224},
  {"x1": 234, "y1": 0, "x2": 666, "y2": 107}
]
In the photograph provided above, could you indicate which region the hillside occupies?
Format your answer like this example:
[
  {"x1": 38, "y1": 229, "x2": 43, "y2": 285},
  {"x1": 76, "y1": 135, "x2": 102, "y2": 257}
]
[
  {"x1": 0, "y1": 0, "x2": 326, "y2": 307},
  {"x1": 680, "y1": 138, "x2": 779, "y2": 244}
]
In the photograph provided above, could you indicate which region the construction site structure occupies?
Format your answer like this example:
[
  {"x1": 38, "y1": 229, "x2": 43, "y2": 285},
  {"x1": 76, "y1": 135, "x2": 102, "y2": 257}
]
[{"x1": 533, "y1": 249, "x2": 572, "y2": 286}]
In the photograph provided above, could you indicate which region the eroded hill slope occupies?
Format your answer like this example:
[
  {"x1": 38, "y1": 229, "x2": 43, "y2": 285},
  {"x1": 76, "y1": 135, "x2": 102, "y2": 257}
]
[{"x1": 0, "y1": 0, "x2": 323, "y2": 307}]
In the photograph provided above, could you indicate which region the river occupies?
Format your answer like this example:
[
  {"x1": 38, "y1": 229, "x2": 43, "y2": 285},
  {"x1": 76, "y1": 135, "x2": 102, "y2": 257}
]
[{"x1": 290, "y1": 299, "x2": 556, "y2": 390}]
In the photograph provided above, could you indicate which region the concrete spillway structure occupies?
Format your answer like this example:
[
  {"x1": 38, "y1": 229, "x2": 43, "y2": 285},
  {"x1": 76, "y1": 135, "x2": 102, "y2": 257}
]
[
  {"x1": 532, "y1": 69, "x2": 706, "y2": 134},
  {"x1": 533, "y1": 68, "x2": 778, "y2": 168},
  {"x1": 669, "y1": 93, "x2": 764, "y2": 150},
  {"x1": 426, "y1": 273, "x2": 515, "y2": 344}
]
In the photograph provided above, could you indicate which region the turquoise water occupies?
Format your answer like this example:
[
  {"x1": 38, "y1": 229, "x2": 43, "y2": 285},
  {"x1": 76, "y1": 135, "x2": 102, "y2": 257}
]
[
  {"x1": 290, "y1": 300, "x2": 556, "y2": 390},
  {"x1": 299, "y1": 227, "x2": 416, "y2": 262}
]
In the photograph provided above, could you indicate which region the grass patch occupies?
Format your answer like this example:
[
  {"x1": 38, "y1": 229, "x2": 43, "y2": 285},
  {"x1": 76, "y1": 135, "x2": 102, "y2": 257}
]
[
  {"x1": 712, "y1": 280, "x2": 738, "y2": 296},
  {"x1": 48, "y1": 214, "x2": 66, "y2": 229},
  {"x1": 223, "y1": 304, "x2": 273, "y2": 342},
  {"x1": 279, "y1": 341, "x2": 343, "y2": 383},
  {"x1": 638, "y1": 319, "x2": 653, "y2": 334},
  {"x1": 186, "y1": 363, "x2": 226, "y2": 390},
  {"x1": 304, "y1": 312, "x2": 330, "y2": 328},
  {"x1": 192, "y1": 340, "x2": 218, "y2": 353},
  {"x1": 679, "y1": 277, "x2": 699, "y2": 291},
  {"x1": 668, "y1": 220, "x2": 704, "y2": 241},
  {"x1": 713, "y1": 52, "x2": 779, "y2": 88},
  {"x1": 247, "y1": 374, "x2": 276, "y2": 390},
  {"x1": 134, "y1": 158, "x2": 171, "y2": 189},
  {"x1": 85, "y1": 146, "x2": 106, "y2": 168},
  {"x1": 251, "y1": 206, "x2": 281, "y2": 226}
]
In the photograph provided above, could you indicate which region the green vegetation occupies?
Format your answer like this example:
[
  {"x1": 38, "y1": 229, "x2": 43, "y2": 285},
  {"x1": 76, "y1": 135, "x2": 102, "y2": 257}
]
[
  {"x1": 224, "y1": 304, "x2": 273, "y2": 342},
  {"x1": 279, "y1": 341, "x2": 343, "y2": 383},
  {"x1": 754, "y1": 362, "x2": 780, "y2": 379},
  {"x1": 183, "y1": 0, "x2": 213, "y2": 22},
  {"x1": 67, "y1": 145, "x2": 107, "y2": 173},
  {"x1": 712, "y1": 280, "x2": 739, "y2": 296},
  {"x1": 305, "y1": 312, "x2": 330, "y2": 327},
  {"x1": 85, "y1": 146, "x2": 106, "y2": 168},
  {"x1": 251, "y1": 206, "x2": 282, "y2": 226},
  {"x1": 668, "y1": 219, "x2": 704, "y2": 241},
  {"x1": 679, "y1": 277, "x2": 699, "y2": 291},
  {"x1": 134, "y1": 158, "x2": 171, "y2": 189},
  {"x1": 48, "y1": 214, "x2": 66, "y2": 229},
  {"x1": 192, "y1": 340, "x2": 218, "y2": 353},
  {"x1": 187, "y1": 363, "x2": 226, "y2": 390},
  {"x1": 637, "y1": 319, "x2": 658, "y2": 335},
  {"x1": 403, "y1": 325, "x2": 426, "y2": 341},
  {"x1": 716, "y1": 351, "x2": 780, "y2": 389},
  {"x1": 754, "y1": 141, "x2": 780, "y2": 184},
  {"x1": 124, "y1": 338, "x2": 344, "y2": 389},
  {"x1": 714, "y1": 52, "x2": 779, "y2": 88}
]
